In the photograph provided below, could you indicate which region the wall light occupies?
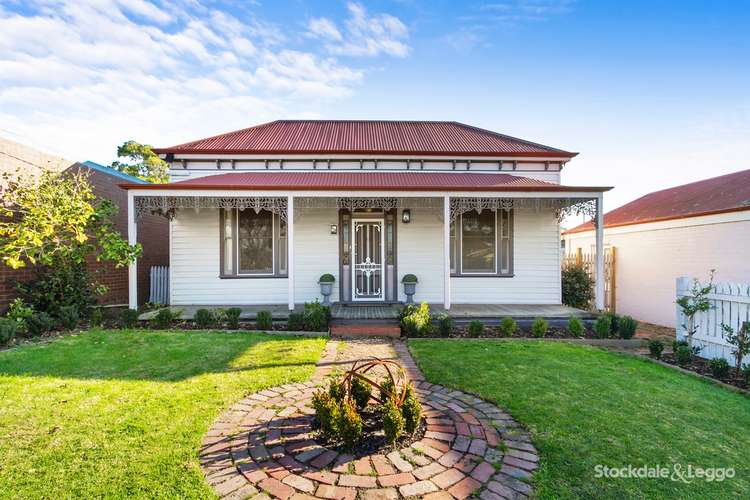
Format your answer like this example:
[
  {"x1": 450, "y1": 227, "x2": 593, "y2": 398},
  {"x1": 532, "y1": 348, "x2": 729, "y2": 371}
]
[
  {"x1": 402, "y1": 209, "x2": 411, "y2": 224},
  {"x1": 330, "y1": 224, "x2": 338, "y2": 234}
]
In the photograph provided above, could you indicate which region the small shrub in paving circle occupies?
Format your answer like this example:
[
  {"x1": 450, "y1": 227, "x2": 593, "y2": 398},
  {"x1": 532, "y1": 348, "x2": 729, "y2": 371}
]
[
  {"x1": 531, "y1": 318, "x2": 548, "y2": 338},
  {"x1": 350, "y1": 376, "x2": 372, "y2": 410},
  {"x1": 26, "y1": 312, "x2": 55, "y2": 336},
  {"x1": 151, "y1": 308, "x2": 180, "y2": 329},
  {"x1": 468, "y1": 320, "x2": 484, "y2": 338},
  {"x1": 256, "y1": 310, "x2": 273, "y2": 330},
  {"x1": 709, "y1": 358, "x2": 730, "y2": 379},
  {"x1": 0, "y1": 318, "x2": 17, "y2": 346},
  {"x1": 58, "y1": 305, "x2": 79, "y2": 330},
  {"x1": 675, "y1": 345, "x2": 693, "y2": 367},
  {"x1": 401, "y1": 385, "x2": 422, "y2": 435},
  {"x1": 194, "y1": 308, "x2": 215, "y2": 329},
  {"x1": 381, "y1": 398, "x2": 405, "y2": 444},
  {"x1": 500, "y1": 317, "x2": 518, "y2": 337},
  {"x1": 648, "y1": 340, "x2": 664, "y2": 360},
  {"x1": 336, "y1": 399, "x2": 363, "y2": 450},
  {"x1": 225, "y1": 307, "x2": 241, "y2": 329},
  {"x1": 619, "y1": 315, "x2": 638, "y2": 339},
  {"x1": 121, "y1": 309, "x2": 139, "y2": 329},
  {"x1": 568, "y1": 316, "x2": 584, "y2": 337},
  {"x1": 437, "y1": 314, "x2": 453, "y2": 337},
  {"x1": 594, "y1": 315, "x2": 611, "y2": 339},
  {"x1": 312, "y1": 390, "x2": 339, "y2": 437}
]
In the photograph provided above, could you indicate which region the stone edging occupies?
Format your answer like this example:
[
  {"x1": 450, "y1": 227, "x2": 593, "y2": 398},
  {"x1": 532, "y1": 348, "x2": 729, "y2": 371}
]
[{"x1": 199, "y1": 340, "x2": 537, "y2": 499}]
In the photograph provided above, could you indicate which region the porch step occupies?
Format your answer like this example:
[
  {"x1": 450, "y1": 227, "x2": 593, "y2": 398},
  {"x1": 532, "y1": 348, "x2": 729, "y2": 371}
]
[{"x1": 330, "y1": 322, "x2": 402, "y2": 338}]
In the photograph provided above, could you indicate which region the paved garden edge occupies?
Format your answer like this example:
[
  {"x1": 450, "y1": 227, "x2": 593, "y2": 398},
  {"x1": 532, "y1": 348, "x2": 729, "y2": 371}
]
[{"x1": 199, "y1": 340, "x2": 537, "y2": 499}]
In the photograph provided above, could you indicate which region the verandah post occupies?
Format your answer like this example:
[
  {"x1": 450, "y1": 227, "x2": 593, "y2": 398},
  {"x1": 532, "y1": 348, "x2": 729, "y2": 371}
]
[
  {"x1": 127, "y1": 191, "x2": 138, "y2": 310},
  {"x1": 443, "y1": 194, "x2": 451, "y2": 310},
  {"x1": 594, "y1": 193, "x2": 605, "y2": 311},
  {"x1": 288, "y1": 195, "x2": 295, "y2": 310}
]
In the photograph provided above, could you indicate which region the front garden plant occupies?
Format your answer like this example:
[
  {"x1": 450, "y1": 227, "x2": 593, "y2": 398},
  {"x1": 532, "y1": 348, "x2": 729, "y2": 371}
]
[{"x1": 312, "y1": 359, "x2": 423, "y2": 451}]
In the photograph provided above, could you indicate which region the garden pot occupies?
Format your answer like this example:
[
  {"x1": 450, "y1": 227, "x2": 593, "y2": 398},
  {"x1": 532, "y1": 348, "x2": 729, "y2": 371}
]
[
  {"x1": 319, "y1": 282, "x2": 333, "y2": 306},
  {"x1": 403, "y1": 282, "x2": 416, "y2": 304}
]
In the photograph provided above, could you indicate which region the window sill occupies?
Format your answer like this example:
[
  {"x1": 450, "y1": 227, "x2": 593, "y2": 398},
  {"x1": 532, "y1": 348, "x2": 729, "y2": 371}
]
[
  {"x1": 450, "y1": 274, "x2": 515, "y2": 278},
  {"x1": 218, "y1": 275, "x2": 288, "y2": 279}
]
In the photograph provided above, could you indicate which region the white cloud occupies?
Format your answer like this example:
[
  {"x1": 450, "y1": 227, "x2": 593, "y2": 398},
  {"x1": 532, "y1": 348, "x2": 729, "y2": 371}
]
[
  {"x1": 307, "y1": 2, "x2": 410, "y2": 58},
  {"x1": 309, "y1": 17, "x2": 342, "y2": 41},
  {"x1": 0, "y1": 0, "x2": 407, "y2": 163}
]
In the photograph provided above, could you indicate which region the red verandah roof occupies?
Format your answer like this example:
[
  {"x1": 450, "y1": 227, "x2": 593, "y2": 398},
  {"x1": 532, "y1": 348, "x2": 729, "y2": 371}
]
[
  {"x1": 153, "y1": 120, "x2": 577, "y2": 158},
  {"x1": 564, "y1": 168, "x2": 750, "y2": 233},
  {"x1": 120, "y1": 171, "x2": 610, "y2": 192}
]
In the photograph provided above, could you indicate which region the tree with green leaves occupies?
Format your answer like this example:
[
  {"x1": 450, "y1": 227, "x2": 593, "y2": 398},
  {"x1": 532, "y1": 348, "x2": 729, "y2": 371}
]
[
  {"x1": 0, "y1": 170, "x2": 141, "y2": 315},
  {"x1": 111, "y1": 140, "x2": 169, "y2": 183},
  {"x1": 721, "y1": 321, "x2": 750, "y2": 378},
  {"x1": 676, "y1": 270, "x2": 715, "y2": 350}
]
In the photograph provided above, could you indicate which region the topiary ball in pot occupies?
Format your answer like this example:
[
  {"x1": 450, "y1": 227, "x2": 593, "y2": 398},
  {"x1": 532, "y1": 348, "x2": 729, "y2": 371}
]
[
  {"x1": 401, "y1": 274, "x2": 418, "y2": 304},
  {"x1": 318, "y1": 274, "x2": 335, "y2": 306}
]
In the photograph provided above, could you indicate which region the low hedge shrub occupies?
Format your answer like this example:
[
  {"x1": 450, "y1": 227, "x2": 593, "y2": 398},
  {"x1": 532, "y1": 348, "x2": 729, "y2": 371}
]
[
  {"x1": 121, "y1": 309, "x2": 139, "y2": 329},
  {"x1": 619, "y1": 315, "x2": 638, "y2": 339},
  {"x1": 531, "y1": 317, "x2": 548, "y2": 338},
  {"x1": 500, "y1": 317, "x2": 518, "y2": 337},
  {"x1": 26, "y1": 312, "x2": 55, "y2": 336},
  {"x1": 225, "y1": 307, "x2": 241, "y2": 329},
  {"x1": 256, "y1": 310, "x2": 273, "y2": 330},
  {"x1": 568, "y1": 316, "x2": 584, "y2": 337},
  {"x1": 468, "y1": 320, "x2": 484, "y2": 338},
  {"x1": 194, "y1": 308, "x2": 215, "y2": 329},
  {"x1": 648, "y1": 339, "x2": 664, "y2": 360},
  {"x1": 0, "y1": 318, "x2": 17, "y2": 346},
  {"x1": 709, "y1": 358, "x2": 730, "y2": 379}
]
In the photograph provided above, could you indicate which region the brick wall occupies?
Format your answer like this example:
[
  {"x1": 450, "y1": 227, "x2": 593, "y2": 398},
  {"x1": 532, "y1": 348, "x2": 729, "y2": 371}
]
[{"x1": 0, "y1": 163, "x2": 169, "y2": 310}]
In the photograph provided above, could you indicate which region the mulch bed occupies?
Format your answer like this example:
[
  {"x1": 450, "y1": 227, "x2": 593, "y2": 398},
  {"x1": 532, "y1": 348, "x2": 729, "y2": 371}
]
[
  {"x1": 421, "y1": 325, "x2": 618, "y2": 340},
  {"x1": 658, "y1": 353, "x2": 749, "y2": 390}
]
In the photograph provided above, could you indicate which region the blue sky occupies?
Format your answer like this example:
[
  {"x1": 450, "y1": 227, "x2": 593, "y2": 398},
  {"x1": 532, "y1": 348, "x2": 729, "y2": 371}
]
[{"x1": 1, "y1": 0, "x2": 749, "y2": 223}]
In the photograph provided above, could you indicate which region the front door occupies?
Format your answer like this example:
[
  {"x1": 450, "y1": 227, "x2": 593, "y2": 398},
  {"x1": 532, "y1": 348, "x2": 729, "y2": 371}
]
[{"x1": 352, "y1": 219, "x2": 384, "y2": 301}]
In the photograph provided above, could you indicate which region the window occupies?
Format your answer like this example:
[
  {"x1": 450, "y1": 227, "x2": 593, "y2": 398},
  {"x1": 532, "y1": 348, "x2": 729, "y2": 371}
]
[
  {"x1": 450, "y1": 209, "x2": 513, "y2": 276},
  {"x1": 220, "y1": 209, "x2": 287, "y2": 277}
]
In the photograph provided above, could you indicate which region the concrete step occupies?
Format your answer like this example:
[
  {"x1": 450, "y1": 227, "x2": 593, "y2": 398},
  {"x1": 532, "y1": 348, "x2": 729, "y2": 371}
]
[{"x1": 330, "y1": 323, "x2": 402, "y2": 338}]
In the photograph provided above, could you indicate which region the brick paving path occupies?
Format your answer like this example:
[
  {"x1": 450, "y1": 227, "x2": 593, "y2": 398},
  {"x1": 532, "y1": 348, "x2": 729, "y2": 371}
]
[{"x1": 200, "y1": 340, "x2": 537, "y2": 499}]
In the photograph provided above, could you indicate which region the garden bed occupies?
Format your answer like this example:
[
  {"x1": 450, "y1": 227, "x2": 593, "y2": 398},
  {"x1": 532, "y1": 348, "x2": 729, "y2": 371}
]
[
  {"x1": 314, "y1": 407, "x2": 427, "y2": 457},
  {"x1": 657, "y1": 352, "x2": 749, "y2": 391}
]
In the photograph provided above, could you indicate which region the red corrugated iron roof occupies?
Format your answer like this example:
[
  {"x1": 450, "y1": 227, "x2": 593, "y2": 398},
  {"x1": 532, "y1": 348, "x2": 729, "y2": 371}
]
[
  {"x1": 120, "y1": 171, "x2": 610, "y2": 192},
  {"x1": 564, "y1": 168, "x2": 750, "y2": 234},
  {"x1": 153, "y1": 120, "x2": 576, "y2": 157}
]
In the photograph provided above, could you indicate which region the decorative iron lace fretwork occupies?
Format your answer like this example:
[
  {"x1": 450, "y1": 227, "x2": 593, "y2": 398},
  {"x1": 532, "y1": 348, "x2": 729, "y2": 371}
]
[
  {"x1": 449, "y1": 197, "x2": 597, "y2": 223},
  {"x1": 554, "y1": 198, "x2": 597, "y2": 224},
  {"x1": 134, "y1": 196, "x2": 288, "y2": 221}
]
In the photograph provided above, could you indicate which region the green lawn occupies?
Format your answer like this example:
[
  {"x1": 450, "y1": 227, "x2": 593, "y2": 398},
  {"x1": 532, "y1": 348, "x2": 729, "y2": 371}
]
[
  {"x1": 0, "y1": 329, "x2": 326, "y2": 498},
  {"x1": 409, "y1": 340, "x2": 750, "y2": 499}
]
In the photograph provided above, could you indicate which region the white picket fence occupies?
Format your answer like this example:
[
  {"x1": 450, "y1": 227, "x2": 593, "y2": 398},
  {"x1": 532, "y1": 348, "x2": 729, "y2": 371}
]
[
  {"x1": 676, "y1": 277, "x2": 750, "y2": 366},
  {"x1": 149, "y1": 266, "x2": 170, "y2": 305}
]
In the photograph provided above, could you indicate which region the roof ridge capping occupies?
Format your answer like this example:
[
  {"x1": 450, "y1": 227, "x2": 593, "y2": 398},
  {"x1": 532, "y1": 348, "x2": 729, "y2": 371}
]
[{"x1": 153, "y1": 120, "x2": 578, "y2": 157}]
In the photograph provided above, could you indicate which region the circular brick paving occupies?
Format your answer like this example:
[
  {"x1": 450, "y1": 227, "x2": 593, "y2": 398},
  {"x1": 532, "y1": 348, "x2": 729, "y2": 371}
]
[{"x1": 200, "y1": 340, "x2": 537, "y2": 499}]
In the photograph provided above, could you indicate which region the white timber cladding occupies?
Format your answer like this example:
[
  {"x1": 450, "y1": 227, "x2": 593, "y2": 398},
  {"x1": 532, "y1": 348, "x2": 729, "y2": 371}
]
[
  {"x1": 167, "y1": 203, "x2": 564, "y2": 306},
  {"x1": 452, "y1": 208, "x2": 561, "y2": 304},
  {"x1": 563, "y1": 211, "x2": 750, "y2": 326},
  {"x1": 171, "y1": 209, "x2": 286, "y2": 305},
  {"x1": 397, "y1": 207, "x2": 445, "y2": 303},
  {"x1": 166, "y1": 154, "x2": 564, "y2": 184}
]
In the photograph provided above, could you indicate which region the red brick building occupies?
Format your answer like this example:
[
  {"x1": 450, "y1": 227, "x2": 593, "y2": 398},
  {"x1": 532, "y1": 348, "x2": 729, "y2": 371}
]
[{"x1": 0, "y1": 137, "x2": 168, "y2": 310}]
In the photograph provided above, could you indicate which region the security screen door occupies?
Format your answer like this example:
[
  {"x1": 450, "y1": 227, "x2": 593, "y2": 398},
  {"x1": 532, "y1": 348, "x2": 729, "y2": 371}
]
[{"x1": 352, "y1": 219, "x2": 384, "y2": 301}]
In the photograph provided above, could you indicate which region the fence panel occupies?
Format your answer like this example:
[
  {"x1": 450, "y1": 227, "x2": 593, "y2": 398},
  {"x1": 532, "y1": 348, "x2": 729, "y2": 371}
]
[
  {"x1": 676, "y1": 277, "x2": 750, "y2": 366},
  {"x1": 562, "y1": 247, "x2": 616, "y2": 312},
  {"x1": 149, "y1": 265, "x2": 170, "y2": 305}
]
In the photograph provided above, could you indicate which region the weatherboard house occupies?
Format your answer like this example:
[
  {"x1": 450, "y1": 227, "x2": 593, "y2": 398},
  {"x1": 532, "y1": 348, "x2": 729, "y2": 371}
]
[{"x1": 121, "y1": 121, "x2": 609, "y2": 316}]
